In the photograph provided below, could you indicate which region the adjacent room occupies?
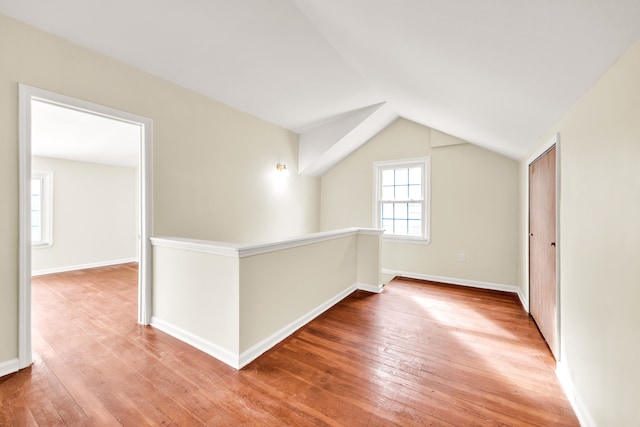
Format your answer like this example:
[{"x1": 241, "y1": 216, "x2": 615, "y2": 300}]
[
  {"x1": 1, "y1": 1, "x2": 639, "y2": 426},
  {"x1": 30, "y1": 99, "x2": 141, "y2": 278}
]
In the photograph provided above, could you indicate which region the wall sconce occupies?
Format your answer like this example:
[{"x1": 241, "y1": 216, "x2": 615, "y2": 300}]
[{"x1": 276, "y1": 163, "x2": 290, "y2": 178}]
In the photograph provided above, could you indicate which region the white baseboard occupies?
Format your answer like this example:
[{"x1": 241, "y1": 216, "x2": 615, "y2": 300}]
[
  {"x1": 150, "y1": 316, "x2": 240, "y2": 369},
  {"x1": 516, "y1": 288, "x2": 529, "y2": 312},
  {"x1": 238, "y1": 284, "x2": 358, "y2": 368},
  {"x1": 32, "y1": 258, "x2": 138, "y2": 276},
  {"x1": 383, "y1": 268, "x2": 522, "y2": 301},
  {"x1": 0, "y1": 358, "x2": 20, "y2": 378},
  {"x1": 357, "y1": 282, "x2": 385, "y2": 293},
  {"x1": 556, "y1": 361, "x2": 597, "y2": 427},
  {"x1": 152, "y1": 284, "x2": 360, "y2": 370}
]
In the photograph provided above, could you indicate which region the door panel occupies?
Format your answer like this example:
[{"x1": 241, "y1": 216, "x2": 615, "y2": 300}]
[{"x1": 529, "y1": 146, "x2": 557, "y2": 358}]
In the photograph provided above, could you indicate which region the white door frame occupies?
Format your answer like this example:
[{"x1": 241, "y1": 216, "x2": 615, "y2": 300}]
[
  {"x1": 525, "y1": 132, "x2": 561, "y2": 360},
  {"x1": 18, "y1": 84, "x2": 153, "y2": 369}
]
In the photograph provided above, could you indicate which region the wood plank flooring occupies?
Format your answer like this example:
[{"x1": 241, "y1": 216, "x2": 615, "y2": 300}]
[{"x1": 0, "y1": 264, "x2": 578, "y2": 426}]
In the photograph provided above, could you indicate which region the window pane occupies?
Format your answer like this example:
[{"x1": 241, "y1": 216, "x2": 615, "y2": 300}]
[
  {"x1": 31, "y1": 195, "x2": 41, "y2": 210},
  {"x1": 31, "y1": 179, "x2": 41, "y2": 196},
  {"x1": 408, "y1": 184, "x2": 421, "y2": 200},
  {"x1": 407, "y1": 220, "x2": 422, "y2": 236},
  {"x1": 381, "y1": 203, "x2": 393, "y2": 219},
  {"x1": 31, "y1": 178, "x2": 43, "y2": 243},
  {"x1": 395, "y1": 185, "x2": 408, "y2": 200},
  {"x1": 31, "y1": 180, "x2": 42, "y2": 210},
  {"x1": 31, "y1": 211, "x2": 41, "y2": 226},
  {"x1": 394, "y1": 219, "x2": 408, "y2": 235},
  {"x1": 394, "y1": 203, "x2": 408, "y2": 219},
  {"x1": 382, "y1": 185, "x2": 394, "y2": 200},
  {"x1": 31, "y1": 226, "x2": 42, "y2": 242},
  {"x1": 395, "y1": 168, "x2": 409, "y2": 185},
  {"x1": 408, "y1": 203, "x2": 421, "y2": 219},
  {"x1": 409, "y1": 167, "x2": 422, "y2": 185},
  {"x1": 382, "y1": 169, "x2": 394, "y2": 186},
  {"x1": 375, "y1": 159, "x2": 428, "y2": 240}
]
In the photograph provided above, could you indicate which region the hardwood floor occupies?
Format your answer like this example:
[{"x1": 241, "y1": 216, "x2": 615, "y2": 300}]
[{"x1": 0, "y1": 264, "x2": 578, "y2": 426}]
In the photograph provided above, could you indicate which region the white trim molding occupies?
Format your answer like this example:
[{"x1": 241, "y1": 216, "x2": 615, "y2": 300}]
[
  {"x1": 18, "y1": 85, "x2": 33, "y2": 369},
  {"x1": 151, "y1": 228, "x2": 385, "y2": 259},
  {"x1": 357, "y1": 282, "x2": 385, "y2": 294},
  {"x1": 152, "y1": 283, "x2": 368, "y2": 370},
  {"x1": 516, "y1": 288, "x2": 529, "y2": 313},
  {"x1": 31, "y1": 258, "x2": 139, "y2": 277},
  {"x1": 0, "y1": 359, "x2": 20, "y2": 378},
  {"x1": 238, "y1": 284, "x2": 358, "y2": 368},
  {"x1": 18, "y1": 84, "x2": 153, "y2": 371},
  {"x1": 556, "y1": 361, "x2": 597, "y2": 427},
  {"x1": 239, "y1": 228, "x2": 383, "y2": 257},
  {"x1": 383, "y1": 269, "x2": 525, "y2": 308},
  {"x1": 150, "y1": 317, "x2": 240, "y2": 369},
  {"x1": 150, "y1": 236, "x2": 239, "y2": 257}
]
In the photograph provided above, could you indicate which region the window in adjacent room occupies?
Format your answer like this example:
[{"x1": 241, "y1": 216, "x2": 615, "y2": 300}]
[
  {"x1": 373, "y1": 157, "x2": 430, "y2": 242},
  {"x1": 31, "y1": 170, "x2": 53, "y2": 247}
]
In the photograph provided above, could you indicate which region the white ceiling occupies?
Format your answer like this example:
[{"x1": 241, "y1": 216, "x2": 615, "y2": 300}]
[
  {"x1": 3, "y1": 0, "x2": 640, "y2": 160},
  {"x1": 31, "y1": 100, "x2": 141, "y2": 168}
]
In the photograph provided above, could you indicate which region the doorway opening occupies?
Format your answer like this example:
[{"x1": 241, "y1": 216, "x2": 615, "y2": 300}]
[{"x1": 18, "y1": 85, "x2": 153, "y2": 369}]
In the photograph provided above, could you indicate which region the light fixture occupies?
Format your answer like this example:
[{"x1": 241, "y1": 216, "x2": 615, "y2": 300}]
[{"x1": 276, "y1": 163, "x2": 290, "y2": 178}]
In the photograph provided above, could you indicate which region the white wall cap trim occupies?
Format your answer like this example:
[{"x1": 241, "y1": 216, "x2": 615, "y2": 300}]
[
  {"x1": 356, "y1": 228, "x2": 385, "y2": 236},
  {"x1": 151, "y1": 228, "x2": 384, "y2": 259},
  {"x1": 150, "y1": 236, "x2": 240, "y2": 257},
  {"x1": 237, "y1": 228, "x2": 380, "y2": 258}
]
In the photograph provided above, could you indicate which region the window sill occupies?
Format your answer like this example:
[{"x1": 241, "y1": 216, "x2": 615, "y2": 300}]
[
  {"x1": 32, "y1": 242, "x2": 53, "y2": 249},
  {"x1": 382, "y1": 235, "x2": 430, "y2": 245}
]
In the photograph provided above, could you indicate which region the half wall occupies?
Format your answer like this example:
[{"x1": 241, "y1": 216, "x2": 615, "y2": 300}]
[{"x1": 150, "y1": 228, "x2": 383, "y2": 369}]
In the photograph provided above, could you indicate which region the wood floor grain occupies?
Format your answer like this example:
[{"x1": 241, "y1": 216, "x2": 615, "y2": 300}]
[{"x1": 0, "y1": 264, "x2": 578, "y2": 426}]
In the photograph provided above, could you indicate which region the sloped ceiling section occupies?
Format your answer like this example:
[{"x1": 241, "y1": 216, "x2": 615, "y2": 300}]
[
  {"x1": 299, "y1": 102, "x2": 398, "y2": 176},
  {"x1": 293, "y1": 0, "x2": 640, "y2": 159},
  {"x1": 2, "y1": 0, "x2": 640, "y2": 165}
]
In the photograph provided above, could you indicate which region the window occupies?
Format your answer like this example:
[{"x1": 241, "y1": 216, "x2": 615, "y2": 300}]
[
  {"x1": 374, "y1": 157, "x2": 430, "y2": 242},
  {"x1": 31, "y1": 170, "x2": 53, "y2": 247}
]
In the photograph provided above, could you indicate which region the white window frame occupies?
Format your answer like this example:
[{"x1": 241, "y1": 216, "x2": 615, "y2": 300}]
[
  {"x1": 373, "y1": 157, "x2": 431, "y2": 243},
  {"x1": 31, "y1": 170, "x2": 54, "y2": 248}
]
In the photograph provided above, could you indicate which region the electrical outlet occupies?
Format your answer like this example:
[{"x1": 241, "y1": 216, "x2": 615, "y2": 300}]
[{"x1": 458, "y1": 252, "x2": 466, "y2": 262}]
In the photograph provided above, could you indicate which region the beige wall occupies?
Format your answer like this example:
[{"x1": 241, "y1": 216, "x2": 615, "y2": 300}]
[
  {"x1": 152, "y1": 246, "x2": 240, "y2": 357},
  {"x1": 0, "y1": 14, "x2": 319, "y2": 366},
  {"x1": 321, "y1": 118, "x2": 520, "y2": 287},
  {"x1": 31, "y1": 157, "x2": 137, "y2": 273},
  {"x1": 520, "y1": 39, "x2": 640, "y2": 426},
  {"x1": 239, "y1": 235, "x2": 358, "y2": 352}
]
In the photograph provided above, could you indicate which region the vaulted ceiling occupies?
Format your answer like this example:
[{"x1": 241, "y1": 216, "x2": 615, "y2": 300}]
[{"x1": 3, "y1": 0, "x2": 639, "y2": 160}]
